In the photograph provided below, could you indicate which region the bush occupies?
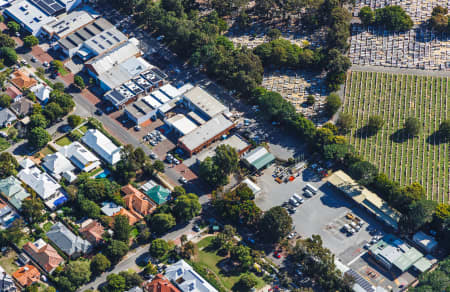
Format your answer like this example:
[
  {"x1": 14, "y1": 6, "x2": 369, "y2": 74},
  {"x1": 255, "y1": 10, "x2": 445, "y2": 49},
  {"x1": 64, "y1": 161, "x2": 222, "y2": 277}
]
[
  {"x1": 74, "y1": 75, "x2": 85, "y2": 89},
  {"x1": 367, "y1": 115, "x2": 384, "y2": 134},
  {"x1": 326, "y1": 93, "x2": 342, "y2": 116},
  {"x1": 359, "y1": 6, "x2": 375, "y2": 25},
  {"x1": 306, "y1": 95, "x2": 315, "y2": 106},
  {"x1": 68, "y1": 115, "x2": 82, "y2": 128},
  {"x1": 7, "y1": 21, "x2": 19, "y2": 34},
  {"x1": 439, "y1": 120, "x2": 450, "y2": 141}
]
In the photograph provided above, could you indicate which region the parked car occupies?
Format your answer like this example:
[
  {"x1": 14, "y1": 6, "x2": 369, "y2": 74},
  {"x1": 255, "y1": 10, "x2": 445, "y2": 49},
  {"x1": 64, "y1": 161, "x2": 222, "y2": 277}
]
[
  {"x1": 193, "y1": 225, "x2": 200, "y2": 232},
  {"x1": 179, "y1": 177, "x2": 188, "y2": 184},
  {"x1": 95, "y1": 109, "x2": 103, "y2": 116},
  {"x1": 150, "y1": 152, "x2": 157, "y2": 159},
  {"x1": 273, "y1": 252, "x2": 281, "y2": 259}
]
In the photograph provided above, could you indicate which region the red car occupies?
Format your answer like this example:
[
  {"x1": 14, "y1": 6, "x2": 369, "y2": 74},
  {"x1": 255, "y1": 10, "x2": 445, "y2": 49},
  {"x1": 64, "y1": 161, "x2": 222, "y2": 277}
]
[{"x1": 274, "y1": 252, "x2": 281, "y2": 258}]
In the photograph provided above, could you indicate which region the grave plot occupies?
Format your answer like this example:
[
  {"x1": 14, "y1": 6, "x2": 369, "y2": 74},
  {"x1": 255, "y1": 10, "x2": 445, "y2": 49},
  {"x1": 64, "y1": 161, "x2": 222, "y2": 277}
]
[
  {"x1": 342, "y1": 71, "x2": 450, "y2": 203},
  {"x1": 262, "y1": 70, "x2": 329, "y2": 125},
  {"x1": 350, "y1": 0, "x2": 449, "y2": 70}
]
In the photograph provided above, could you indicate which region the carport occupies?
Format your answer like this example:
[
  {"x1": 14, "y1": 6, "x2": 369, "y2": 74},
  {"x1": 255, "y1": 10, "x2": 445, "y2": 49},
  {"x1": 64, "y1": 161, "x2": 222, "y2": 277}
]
[{"x1": 243, "y1": 146, "x2": 275, "y2": 171}]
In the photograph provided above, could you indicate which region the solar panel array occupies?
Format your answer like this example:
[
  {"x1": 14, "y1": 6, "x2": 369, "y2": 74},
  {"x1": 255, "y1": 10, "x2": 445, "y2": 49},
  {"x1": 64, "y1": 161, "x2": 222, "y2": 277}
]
[
  {"x1": 29, "y1": 0, "x2": 65, "y2": 16},
  {"x1": 346, "y1": 269, "x2": 375, "y2": 292}
]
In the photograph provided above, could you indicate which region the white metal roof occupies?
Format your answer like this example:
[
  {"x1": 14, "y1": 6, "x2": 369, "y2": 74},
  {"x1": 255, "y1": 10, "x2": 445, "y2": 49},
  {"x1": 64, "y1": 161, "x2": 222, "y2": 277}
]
[
  {"x1": 82, "y1": 129, "x2": 121, "y2": 165},
  {"x1": 160, "y1": 83, "x2": 180, "y2": 99},
  {"x1": 82, "y1": 26, "x2": 127, "y2": 56},
  {"x1": 86, "y1": 39, "x2": 141, "y2": 75},
  {"x1": 166, "y1": 114, "x2": 198, "y2": 136},
  {"x1": 99, "y1": 57, "x2": 151, "y2": 90},
  {"x1": 142, "y1": 94, "x2": 162, "y2": 109},
  {"x1": 183, "y1": 86, "x2": 228, "y2": 119},
  {"x1": 4, "y1": 0, "x2": 56, "y2": 35},
  {"x1": 151, "y1": 90, "x2": 170, "y2": 103},
  {"x1": 243, "y1": 146, "x2": 269, "y2": 164}
]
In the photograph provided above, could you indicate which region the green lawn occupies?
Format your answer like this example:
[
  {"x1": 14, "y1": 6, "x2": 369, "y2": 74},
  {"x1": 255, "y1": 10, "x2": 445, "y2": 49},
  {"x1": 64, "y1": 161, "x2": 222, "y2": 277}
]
[
  {"x1": 193, "y1": 237, "x2": 266, "y2": 291},
  {"x1": 78, "y1": 125, "x2": 89, "y2": 134},
  {"x1": 43, "y1": 221, "x2": 53, "y2": 232},
  {"x1": 0, "y1": 250, "x2": 19, "y2": 274},
  {"x1": 0, "y1": 137, "x2": 10, "y2": 151},
  {"x1": 343, "y1": 72, "x2": 450, "y2": 203},
  {"x1": 55, "y1": 136, "x2": 72, "y2": 146},
  {"x1": 90, "y1": 167, "x2": 104, "y2": 176},
  {"x1": 130, "y1": 228, "x2": 139, "y2": 238},
  {"x1": 58, "y1": 66, "x2": 69, "y2": 76},
  {"x1": 39, "y1": 146, "x2": 55, "y2": 156}
]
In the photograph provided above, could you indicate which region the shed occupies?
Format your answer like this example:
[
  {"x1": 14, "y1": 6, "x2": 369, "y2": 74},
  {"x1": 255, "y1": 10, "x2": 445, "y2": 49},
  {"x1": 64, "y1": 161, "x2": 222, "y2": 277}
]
[
  {"x1": 242, "y1": 178, "x2": 261, "y2": 196},
  {"x1": 243, "y1": 146, "x2": 275, "y2": 171},
  {"x1": 413, "y1": 231, "x2": 438, "y2": 253}
]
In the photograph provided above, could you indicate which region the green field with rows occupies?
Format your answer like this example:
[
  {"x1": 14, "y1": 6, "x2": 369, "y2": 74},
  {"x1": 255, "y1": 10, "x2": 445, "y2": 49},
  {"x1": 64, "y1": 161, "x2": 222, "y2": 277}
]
[{"x1": 342, "y1": 71, "x2": 449, "y2": 203}]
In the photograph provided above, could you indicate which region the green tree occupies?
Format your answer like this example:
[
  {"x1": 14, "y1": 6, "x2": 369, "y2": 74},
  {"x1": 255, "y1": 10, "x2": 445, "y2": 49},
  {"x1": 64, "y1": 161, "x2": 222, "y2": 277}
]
[
  {"x1": 28, "y1": 127, "x2": 51, "y2": 149},
  {"x1": 29, "y1": 114, "x2": 48, "y2": 129},
  {"x1": 0, "y1": 33, "x2": 16, "y2": 48},
  {"x1": 113, "y1": 215, "x2": 132, "y2": 242},
  {"x1": 214, "y1": 144, "x2": 239, "y2": 175},
  {"x1": 7, "y1": 21, "x2": 20, "y2": 34},
  {"x1": 90, "y1": 254, "x2": 111, "y2": 276},
  {"x1": 337, "y1": 112, "x2": 354, "y2": 134},
  {"x1": 65, "y1": 260, "x2": 91, "y2": 287},
  {"x1": 230, "y1": 245, "x2": 253, "y2": 270},
  {"x1": 0, "y1": 47, "x2": 17, "y2": 65},
  {"x1": 349, "y1": 161, "x2": 378, "y2": 185},
  {"x1": 74, "y1": 75, "x2": 85, "y2": 89},
  {"x1": 119, "y1": 270, "x2": 143, "y2": 290},
  {"x1": 439, "y1": 120, "x2": 450, "y2": 141},
  {"x1": 375, "y1": 5, "x2": 413, "y2": 31},
  {"x1": 326, "y1": 93, "x2": 341, "y2": 116},
  {"x1": 153, "y1": 160, "x2": 165, "y2": 172},
  {"x1": 42, "y1": 102, "x2": 63, "y2": 124},
  {"x1": 149, "y1": 238, "x2": 169, "y2": 258},
  {"x1": 404, "y1": 117, "x2": 421, "y2": 136},
  {"x1": 400, "y1": 199, "x2": 438, "y2": 234},
  {"x1": 432, "y1": 5, "x2": 448, "y2": 16},
  {"x1": 20, "y1": 196, "x2": 45, "y2": 223},
  {"x1": 150, "y1": 213, "x2": 176, "y2": 234},
  {"x1": 23, "y1": 35, "x2": 39, "y2": 48},
  {"x1": 68, "y1": 115, "x2": 82, "y2": 128},
  {"x1": 105, "y1": 240, "x2": 129, "y2": 263},
  {"x1": 359, "y1": 6, "x2": 375, "y2": 25},
  {"x1": 78, "y1": 198, "x2": 101, "y2": 219},
  {"x1": 431, "y1": 13, "x2": 448, "y2": 31},
  {"x1": 104, "y1": 274, "x2": 126, "y2": 292},
  {"x1": 0, "y1": 152, "x2": 18, "y2": 179},
  {"x1": 259, "y1": 206, "x2": 293, "y2": 243},
  {"x1": 173, "y1": 193, "x2": 202, "y2": 222},
  {"x1": 237, "y1": 273, "x2": 258, "y2": 291},
  {"x1": 144, "y1": 261, "x2": 158, "y2": 275},
  {"x1": 0, "y1": 94, "x2": 11, "y2": 108},
  {"x1": 267, "y1": 28, "x2": 282, "y2": 40},
  {"x1": 78, "y1": 178, "x2": 120, "y2": 202},
  {"x1": 367, "y1": 115, "x2": 384, "y2": 134},
  {"x1": 323, "y1": 143, "x2": 354, "y2": 161},
  {"x1": 172, "y1": 186, "x2": 186, "y2": 197},
  {"x1": 53, "y1": 82, "x2": 65, "y2": 92}
]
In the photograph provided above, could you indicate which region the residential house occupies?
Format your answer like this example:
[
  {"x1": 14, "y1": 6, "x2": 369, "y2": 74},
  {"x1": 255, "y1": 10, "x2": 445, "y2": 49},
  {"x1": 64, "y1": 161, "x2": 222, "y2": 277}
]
[
  {"x1": 42, "y1": 152, "x2": 76, "y2": 180},
  {"x1": 145, "y1": 185, "x2": 170, "y2": 205},
  {"x1": 0, "y1": 198, "x2": 19, "y2": 229},
  {"x1": 5, "y1": 86, "x2": 22, "y2": 102},
  {"x1": 59, "y1": 142, "x2": 101, "y2": 172},
  {"x1": 30, "y1": 84, "x2": 52, "y2": 104},
  {"x1": 165, "y1": 260, "x2": 218, "y2": 292},
  {"x1": 82, "y1": 129, "x2": 121, "y2": 165},
  {"x1": 17, "y1": 166, "x2": 67, "y2": 210},
  {"x1": 143, "y1": 274, "x2": 180, "y2": 292},
  {"x1": 23, "y1": 239, "x2": 64, "y2": 273},
  {"x1": 10, "y1": 71, "x2": 37, "y2": 90},
  {"x1": 121, "y1": 184, "x2": 156, "y2": 219},
  {"x1": 12, "y1": 265, "x2": 40, "y2": 288},
  {"x1": 10, "y1": 99, "x2": 34, "y2": 118},
  {"x1": 0, "y1": 265, "x2": 17, "y2": 291},
  {"x1": 19, "y1": 158, "x2": 35, "y2": 169},
  {"x1": 0, "y1": 108, "x2": 17, "y2": 127},
  {"x1": 46, "y1": 222, "x2": 92, "y2": 258},
  {"x1": 0, "y1": 176, "x2": 30, "y2": 209},
  {"x1": 79, "y1": 219, "x2": 105, "y2": 245},
  {"x1": 100, "y1": 202, "x2": 139, "y2": 225}
]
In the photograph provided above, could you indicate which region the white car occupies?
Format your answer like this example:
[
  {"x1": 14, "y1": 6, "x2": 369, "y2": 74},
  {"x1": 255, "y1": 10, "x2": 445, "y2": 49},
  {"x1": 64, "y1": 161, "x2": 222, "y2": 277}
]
[
  {"x1": 179, "y1": 177, "x2": 188, "y2": 184},
  {"x1": 43, "y1": 61, "x2": 49, "y2": 67}
]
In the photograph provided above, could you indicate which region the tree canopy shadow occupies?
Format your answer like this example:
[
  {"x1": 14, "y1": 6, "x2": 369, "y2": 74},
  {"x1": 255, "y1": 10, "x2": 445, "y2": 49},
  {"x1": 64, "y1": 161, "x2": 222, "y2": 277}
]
[
  {"x1": 389, "y1": 128, "x2": 409, "y2": 143},
  {"x1": 426, "y1": 131, "x2": 447, "y2": 145},
  {"x1": 354, "y1": 125, "x2": 376, "y2": 138}
]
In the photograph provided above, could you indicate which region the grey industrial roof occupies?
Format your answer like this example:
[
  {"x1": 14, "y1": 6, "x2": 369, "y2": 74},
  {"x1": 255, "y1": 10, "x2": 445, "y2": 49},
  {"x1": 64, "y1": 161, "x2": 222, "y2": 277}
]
[
  {"x1": 58, "y1": 17, "x2": 112, "y2": 50},
  {"x1": 99, "y1": 57, "x2": 151, "y2": 90},
  {"x1": 82, "y1": 27, "x2": 127, "y2": 55},
  {"x1": 183, "y1": 86, "x2": 228, "y2": 119},
  {"x1": 179, "y1": 114, "x2": 234, "y2": 151},
  {"x1": 43, "y1": 11, "x2": 94, "y2": 38},
  {"x1": 125, "y1": 98, "x2": 154, "y2": 119}
]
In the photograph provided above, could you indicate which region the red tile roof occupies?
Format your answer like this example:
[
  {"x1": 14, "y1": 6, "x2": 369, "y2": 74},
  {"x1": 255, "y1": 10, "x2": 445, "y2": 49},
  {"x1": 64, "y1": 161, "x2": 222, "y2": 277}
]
[
  {"x1": 144, "y1": 274, "x2": 180, "y2": 292},
  {"x1": 12, "y1": 265, "x2": 40, "y2": 287},
  {"x1": 122, "y1": 184, "x2": 156, "y2": 219},
  {"x1": 5, "y1": 86, "x2": 22, "y2": 99},
  {"x1": 10, "y1": 71, "x2": 37, "y2": 89},
  {"x1": 79, "y1": 219, "x2": 105, "y2": 245},
  {"x1": 23, "y1": 240, "x2": 63, "y2": 273}
]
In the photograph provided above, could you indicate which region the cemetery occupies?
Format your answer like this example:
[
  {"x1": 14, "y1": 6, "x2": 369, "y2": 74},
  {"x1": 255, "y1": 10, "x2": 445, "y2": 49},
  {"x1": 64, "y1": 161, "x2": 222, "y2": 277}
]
[{"x1": 342, "y1": 71, "x2": 449, "y2": 203}]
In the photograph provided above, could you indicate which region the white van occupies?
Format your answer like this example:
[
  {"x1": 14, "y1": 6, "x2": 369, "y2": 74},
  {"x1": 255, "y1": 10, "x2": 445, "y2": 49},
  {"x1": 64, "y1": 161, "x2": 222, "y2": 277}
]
[
  {"x1": 303, "y1": 189, "x2": 313, "y2": 198},
  {"x1": 304, "y1": 184, "x2": 318, "y2": 194},
  {"x1": 292, "y1": 193, "x2": 304, "y2": 204}
]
